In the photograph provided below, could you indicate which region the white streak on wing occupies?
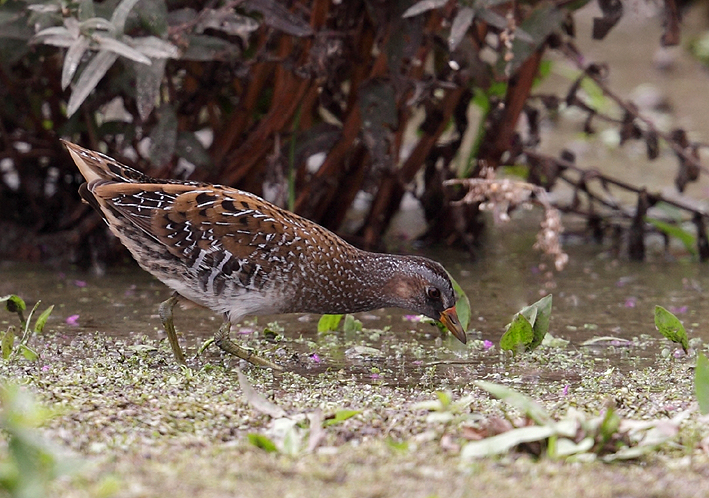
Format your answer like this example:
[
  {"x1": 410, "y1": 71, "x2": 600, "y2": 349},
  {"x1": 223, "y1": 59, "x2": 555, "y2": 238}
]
[
  {"x1": 191, "y1": 249, "x2": 207, "y2": 271},
  {"x1": 208, "y1": 252, "x2": 232, "y2": 295},
  {"x1": 220, "y1": 209, "x2": 254, "y2": 217}
]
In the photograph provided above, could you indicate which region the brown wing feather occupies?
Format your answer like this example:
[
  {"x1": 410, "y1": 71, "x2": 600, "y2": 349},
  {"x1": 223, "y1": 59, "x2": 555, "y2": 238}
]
[{"x1": 90, "y1": 181, "x2": 342, "y2": 266}]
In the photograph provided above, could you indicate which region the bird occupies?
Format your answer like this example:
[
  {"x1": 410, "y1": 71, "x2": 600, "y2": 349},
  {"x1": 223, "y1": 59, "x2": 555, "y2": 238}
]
[{"x1": 62, "y1": 140, "x2": 466, "y2": 369}]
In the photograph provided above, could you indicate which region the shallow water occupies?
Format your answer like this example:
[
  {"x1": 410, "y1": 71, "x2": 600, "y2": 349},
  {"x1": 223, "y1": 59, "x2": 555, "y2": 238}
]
[{"x1": 0, "y1": 212, "x2": 704, "y2": 388}]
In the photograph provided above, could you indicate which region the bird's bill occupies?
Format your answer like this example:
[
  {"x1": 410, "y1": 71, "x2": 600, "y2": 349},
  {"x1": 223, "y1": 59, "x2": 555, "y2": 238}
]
[{"x1": 440, "y1": 306, "x2": 466, "y2": 344}]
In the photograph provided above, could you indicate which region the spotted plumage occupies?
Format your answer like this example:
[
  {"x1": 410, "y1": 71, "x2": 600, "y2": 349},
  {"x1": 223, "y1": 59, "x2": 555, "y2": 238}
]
[{"x1": 63, "y1": 140, "x2": 466, "y2": 368}]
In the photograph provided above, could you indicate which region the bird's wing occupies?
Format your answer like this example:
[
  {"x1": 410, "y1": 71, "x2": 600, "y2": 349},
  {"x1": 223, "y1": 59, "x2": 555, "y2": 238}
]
[{"x1": 90, "y1": 182, "x2": 334, "y2": 275}]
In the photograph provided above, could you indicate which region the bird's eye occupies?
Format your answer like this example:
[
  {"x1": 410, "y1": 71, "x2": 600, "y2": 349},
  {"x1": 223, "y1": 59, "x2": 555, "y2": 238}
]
[{"x1": 426, "y1": 286, "x2": 441, "y2": 300}]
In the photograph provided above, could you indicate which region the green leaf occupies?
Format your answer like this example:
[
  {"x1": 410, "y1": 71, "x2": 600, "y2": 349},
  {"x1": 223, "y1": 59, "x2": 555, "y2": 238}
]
[
  {"x1": 696, "y1": 353, "x2": 709, "y2": 415},
  {"x1": 325, "y1": 409, "x2": 362, "y2": 426},
  {"x1": 317, "y1": 314, "x2": 342, "y2": 333},
  {"x1": 646, "y1": 218, "x2": 697, "y2": 256},
  {"x1": 500, "y1": 296, "x2": 552, "y2": 352},
  {"x1": 247, "y1": 433, "x2": 278, "y2": 453},
  {"x1": 654, "y1": 305, "x2": 689, "y2": 353},
  {"x1": 2, "y1": 327, "x2": 15, "y2": 359},
  {"x1": 2, "y1": 294, "x2": 26, "y2": 314},
  {"x1": 598, "y1": 405, "x2": 621, "y2": 448},
  {"x1": 18, "y1": 344, "x2": 39, "y2": 362},
  {"x1": 475, "y1": 381, "x2": 551, "y2": 426},
  {"x1": 435, "y1": 390, "x2": 452, "y2": 409},
  {"x1": 21, "y1": 300, "x2": 41, "y2": 341},
  {"x1": 528, "y1": 295, "x2": 552, "y2": 350},
  {"x1": 386, "y1": 438, "x2": 409, "y2": 452},
  {"x1": 449, "y1": 275, "x2": 470, "y2": 333},
  {"x1": 500, "y1": 313, "x2": 534, "y2": 351},
  {"x1": 33, "y1": 305, "x2": 54, "y2": 334},
  {"x1": 342, "y1": 314, "x2": 362, "y2": 334}
]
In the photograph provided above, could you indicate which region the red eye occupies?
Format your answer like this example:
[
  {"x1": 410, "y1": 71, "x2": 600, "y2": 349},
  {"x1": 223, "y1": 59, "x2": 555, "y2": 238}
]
[{"x1": 427, "y1": 287, "x2": 441, "y2": 299}]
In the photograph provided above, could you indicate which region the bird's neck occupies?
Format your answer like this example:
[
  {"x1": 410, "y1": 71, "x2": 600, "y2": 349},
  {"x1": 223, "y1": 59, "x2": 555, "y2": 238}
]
[{"x1": 285, "y1": 249, "x2": 410, "y2": 315}]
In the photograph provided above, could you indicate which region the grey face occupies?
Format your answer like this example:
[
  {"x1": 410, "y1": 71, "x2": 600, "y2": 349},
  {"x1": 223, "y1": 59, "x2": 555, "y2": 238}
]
[{"x1": 389, "y1": 255, "x2": 457, "y2": 320}]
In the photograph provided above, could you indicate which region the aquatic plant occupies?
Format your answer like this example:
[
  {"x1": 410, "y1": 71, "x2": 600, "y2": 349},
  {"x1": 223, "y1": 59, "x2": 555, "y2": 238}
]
[{"x1": 0, "y1": 295, "x2": 53, "y2": 361}]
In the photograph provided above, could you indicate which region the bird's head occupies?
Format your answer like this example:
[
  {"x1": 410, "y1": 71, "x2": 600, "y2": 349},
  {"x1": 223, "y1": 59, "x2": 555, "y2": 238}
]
[{"x1": 385, "y1": 256, "x2": 466, "y2": 344}]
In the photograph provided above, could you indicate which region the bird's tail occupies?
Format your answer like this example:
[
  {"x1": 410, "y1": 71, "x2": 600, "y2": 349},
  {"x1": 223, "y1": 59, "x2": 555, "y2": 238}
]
[{"x1": 61, "y1": 140, "x2": 155, "y2": 184}]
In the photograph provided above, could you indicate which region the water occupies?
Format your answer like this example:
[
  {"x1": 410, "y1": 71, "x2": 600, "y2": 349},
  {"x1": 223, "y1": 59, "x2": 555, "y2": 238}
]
[{"x1": 1, "y1": 211, "x2": 704, "y2": 388}]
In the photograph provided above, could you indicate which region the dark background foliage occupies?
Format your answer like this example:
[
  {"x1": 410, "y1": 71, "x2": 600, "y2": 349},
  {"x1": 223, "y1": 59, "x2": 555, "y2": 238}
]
[{"x1": 0, "y1": 0, "x2": 702, "y2": 270}]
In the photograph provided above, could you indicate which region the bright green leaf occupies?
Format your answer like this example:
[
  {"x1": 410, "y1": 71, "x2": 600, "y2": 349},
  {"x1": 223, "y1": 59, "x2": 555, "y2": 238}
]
[
  {"x1": 500, "y1": 313, "x2": 534, "y2": 351},
  {"x1": 2, "y1": 327, "x2": 15, "y2": 359},
  {"x1": 435, "y1": 390, "x2": 452, "y2": 409},
  {"x1": 696, "y1": 353, "x2": 709, "y2": 415},
  {"x1": 247, "y1": 433, "x2": 278, "y2": 453},
  {"x1": 325, "y1": 409, "x2": 362, "y2": 426},
  {"x1": 18, "y1": 344, "x2": 39, "y2": 362},
  {"x1": 654, "y1": 305, "x2": 689, "y2": 353},
  {"x1": 386, "y1": 438, "x2": 409, "y2": 452},
  {"x1": 449, "y1": 275, "x2": 470, "y2": 333},
  {"x1": 317, "y1": 314, "x2": 342, "y2": 333}
]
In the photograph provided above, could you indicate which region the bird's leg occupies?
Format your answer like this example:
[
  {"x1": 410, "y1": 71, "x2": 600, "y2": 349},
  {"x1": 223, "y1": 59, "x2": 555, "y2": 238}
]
[
  {"x1": 158, "y1": 293, "x2": 186, "y2": 364},
  {"x1": 214, "y1": 321, "x2": 283, "y2": 371}
]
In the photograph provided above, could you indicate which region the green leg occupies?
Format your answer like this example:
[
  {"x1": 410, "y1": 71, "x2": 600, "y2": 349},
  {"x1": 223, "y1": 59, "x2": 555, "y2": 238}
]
[
  {"x1": 158, "y1": 294, "x2": 186, "y2": 364},
  {"x1": 214, "y1": 321, "x2": 283, "y2": 371}
]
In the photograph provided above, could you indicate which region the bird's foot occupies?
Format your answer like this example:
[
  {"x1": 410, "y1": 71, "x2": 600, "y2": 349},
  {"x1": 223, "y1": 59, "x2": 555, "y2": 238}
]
[
  {"x1": 214, "y1": 322, "x2": 283, "y2": 370},
  {"x1": 158, "y1": 294, "x2": 186, "y2": 364}
]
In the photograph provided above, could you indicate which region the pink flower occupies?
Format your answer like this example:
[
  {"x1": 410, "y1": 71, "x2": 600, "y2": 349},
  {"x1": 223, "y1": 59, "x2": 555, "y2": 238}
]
[
  {"x1": 562, "y1": 384, "x2": 569, "y2": 396},
  {"x1": 41, "y1": 365, "x2": 50, "y2": 372},
  {"x1": 74, "y1": 280, "x2": 87, "y2": 288},
  {"x1": 66, "y1": 314, "x2": 80, "y2": 326},
  {"x1": 624, "y1": 297, "x2": 637, "y2": 308},
  {"x1": 483, "y1": 340, "x2": 494, "y2": 350},
  {"x1": 309, "y1": 353, "x2": 321, "y2": 363}
]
